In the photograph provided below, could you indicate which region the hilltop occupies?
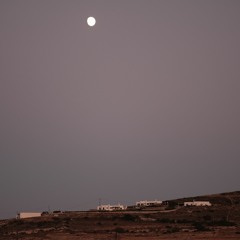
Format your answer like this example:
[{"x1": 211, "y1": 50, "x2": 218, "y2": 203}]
[{"x1": 1, "y1": 191, "x2": 240, "y2": 239}]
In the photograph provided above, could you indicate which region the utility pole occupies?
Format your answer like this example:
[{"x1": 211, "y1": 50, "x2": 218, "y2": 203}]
[
  {"x1": 48, "y1": 205, "x2": 51, "y2": 214},
  {"x1": 98, "y1": 198, "x2": 102, "y2": 206}
]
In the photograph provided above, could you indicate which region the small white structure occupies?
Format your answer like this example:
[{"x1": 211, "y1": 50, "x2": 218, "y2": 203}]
[
  {"x1": 184, "y1": 201, "x2": 212, "y2": 207},
  {"x1": 136, "y1": 200, "x2": 162, "y2": 207},
  {"x1": 97, "y1": 204, "x2": 126, "y2": 211},
  {"x1": 16, "y1": 212, "x2": 42, "y2": 219}
]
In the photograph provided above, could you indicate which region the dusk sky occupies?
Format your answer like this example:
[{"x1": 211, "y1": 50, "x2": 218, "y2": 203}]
[{"x1": 1, "y1": 0, "x2": 240, "y2": 219}]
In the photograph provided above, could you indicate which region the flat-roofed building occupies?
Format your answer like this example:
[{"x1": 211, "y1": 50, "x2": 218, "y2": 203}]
[
  {"x1": 184, "y1": 201, "x2": 212, "y2": 207},
  {"x1": 16, "y1": 212, "x2": 42, "y2": 219},
  {"x1": 97, "y1": 204, "x2": 126, "y2": 211},
  {"x1": 136, "y1": 200, "x2": 162, "y2": 207}
]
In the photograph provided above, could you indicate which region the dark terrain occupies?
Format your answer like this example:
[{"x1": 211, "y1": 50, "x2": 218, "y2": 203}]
[{"x1": 1, "y1": 191, "x2": 240, "y2": 239}]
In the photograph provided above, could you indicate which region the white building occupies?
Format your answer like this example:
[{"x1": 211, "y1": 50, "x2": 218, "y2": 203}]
[
  {"x1": 136, "y1": 200, "x2": 162, "y2": 207},
  {"x1": 184, "y1": 201, "x2": 212, "y2": 207},
  {"x1": 16, "y1": 212, "x2": 42, "y2": 219},
  {"x1": 97, "y1": 204, "x2": 126, "y2": 211}
]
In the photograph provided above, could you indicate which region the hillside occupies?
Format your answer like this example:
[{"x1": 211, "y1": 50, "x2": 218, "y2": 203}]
[{"x1": 1, "y1": 191, "x2": 240, "y2": 239}]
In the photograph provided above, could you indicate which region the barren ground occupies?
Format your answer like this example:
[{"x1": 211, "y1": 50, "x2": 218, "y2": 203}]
[{"x1": 1, "y1": 191, "x2": 240, "y2": 239}]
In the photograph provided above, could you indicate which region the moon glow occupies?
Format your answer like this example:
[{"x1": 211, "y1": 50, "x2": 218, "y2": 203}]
[{"x1": 87, "y1": 17, "x2": 96, "y2": 27}]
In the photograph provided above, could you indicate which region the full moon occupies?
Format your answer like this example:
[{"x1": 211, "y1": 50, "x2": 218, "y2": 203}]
[{"x1": 87, "y1": 17, "x2": 96, "y2": 27}]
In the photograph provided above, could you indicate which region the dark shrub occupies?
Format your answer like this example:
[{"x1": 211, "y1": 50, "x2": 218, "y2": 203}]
[
  {"x1": 169, "y1": 226, "x2": 180, "y2": 233},
  {"x1": 52, "y1": 217, "x2": 60, "y2": 222},
  {"x1": 193, "y1": 222, "x2": 210, "y2": 231},
  {"x1": 203, "y1": 215, "x2": 212, "y2": 221},
  {"x1": 157, "y1": 218, "x2": 174, "y2": 223},
  {"x1": 68, "y1": 229, "x2": 75, "y2": 234},
  {"x1": 209, "y1": 220, "x2": 236, "y2": 226},
  {"x1": 36, "y1": 221, "x2": 48, "y2": 227},
  {"x1": 177, "y1": 219, "x2": 191, "y2": 223},
  {"x1": 123, "y1": 214, "x2": 136, "y2": 221},
  {"x1": 115, "y1": 227, "x2": 125, "y2": 233},
  {"x1": 165, "y1": 226, "x2": 180, "y2": 233}
]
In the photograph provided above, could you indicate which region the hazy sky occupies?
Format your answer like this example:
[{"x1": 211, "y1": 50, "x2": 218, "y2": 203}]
[{"x1": 1, "y1": 0, "x2": 240, "y2": 219}]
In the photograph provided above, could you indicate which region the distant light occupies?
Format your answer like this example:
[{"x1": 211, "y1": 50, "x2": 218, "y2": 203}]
[{"x1": 87, "y1": 17, "x2": 96, "y2": 27}]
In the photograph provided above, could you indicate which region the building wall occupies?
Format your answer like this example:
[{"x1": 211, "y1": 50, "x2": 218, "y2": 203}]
[
  {"x1": 184, "y1": 201, "x2": 211, "y2": 207},
  {"x1": 97, "y1": 204, "x2": 126, "y2": 211},
  {"x1": 136, "y1": 200, "x2": 162, "y2": 206},
  {"x1": 17, "y1": 212, "x2": 42, "y2": 219}
]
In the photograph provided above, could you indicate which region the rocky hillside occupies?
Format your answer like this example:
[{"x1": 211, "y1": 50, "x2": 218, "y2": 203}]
[{"x1": 0, "y1": 191, "x2": 240, "y2": 239}]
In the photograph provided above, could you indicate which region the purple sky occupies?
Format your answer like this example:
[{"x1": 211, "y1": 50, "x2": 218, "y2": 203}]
[{"x1": 1, "y1": 0, "x2": 240, "y2": 219}]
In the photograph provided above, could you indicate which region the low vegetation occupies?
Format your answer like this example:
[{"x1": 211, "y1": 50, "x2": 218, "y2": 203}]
[{"x1": 0, "y1": 191, "x2": 240, "y2": 239}]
